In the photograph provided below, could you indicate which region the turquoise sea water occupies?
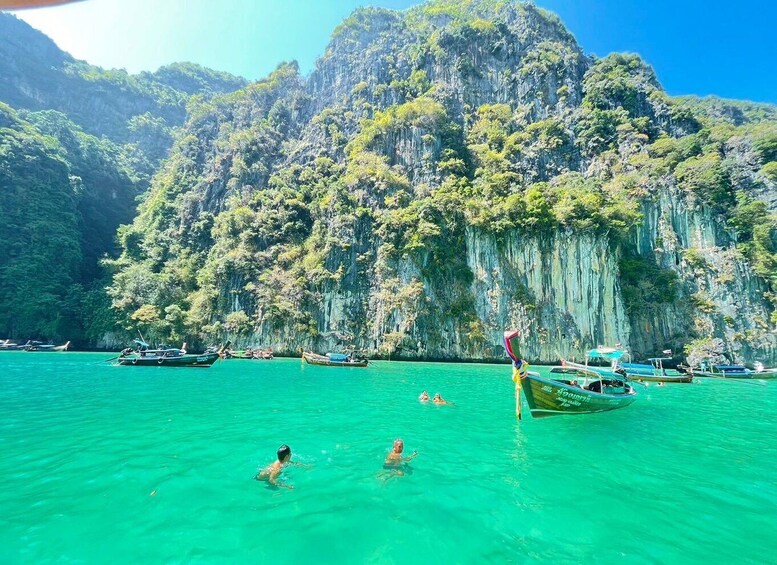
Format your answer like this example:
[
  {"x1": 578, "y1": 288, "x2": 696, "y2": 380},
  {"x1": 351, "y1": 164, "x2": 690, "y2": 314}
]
[{"x1": 1, "y1": 353, "x2": 775, "y2": 564}]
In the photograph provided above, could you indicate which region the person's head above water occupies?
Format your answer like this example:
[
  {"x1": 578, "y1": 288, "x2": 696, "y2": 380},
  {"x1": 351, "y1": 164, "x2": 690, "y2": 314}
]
[
  {"x1": 277, "y1": 444, "x2": 292, "y2": 462},
  {"x1": 393, "y1": 439, "x2": 404, "y2": 453},
  {"x1": 433, "y1": 393, "x2": 441, "y2": 400},
  {"x1": 419, "y1": 390, "x2": 429, "y2": 399}
]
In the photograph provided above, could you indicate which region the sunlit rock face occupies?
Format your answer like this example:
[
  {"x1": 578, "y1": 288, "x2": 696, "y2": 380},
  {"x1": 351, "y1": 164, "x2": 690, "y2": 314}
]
[{"x1": 98, "y1": 1, "x2": 776, "y2": 363}]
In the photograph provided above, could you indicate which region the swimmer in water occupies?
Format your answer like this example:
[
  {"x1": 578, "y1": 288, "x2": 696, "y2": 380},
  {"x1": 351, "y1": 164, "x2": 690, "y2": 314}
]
[
  {"x1": 418, "y1": 391, "x2": 430, "y2": 402},
  {"x1": 432, "y1": 393, "x2": 450, "y2": 405},
  {"x1": 384, "y1": 438, "x2": 417, "y2": 473},
  {"x1": 256, "y1": 444, "x2": 299, "y2": 489}
]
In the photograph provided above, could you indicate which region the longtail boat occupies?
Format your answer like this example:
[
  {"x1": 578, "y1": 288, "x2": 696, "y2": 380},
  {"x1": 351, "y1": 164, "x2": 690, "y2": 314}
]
[
  {"x1": 618, "y1": 358, "x2": 693, "y2": 383},
  {"x1": 504, "y1": 331, "x2": 636, "y2": 419},
  {"x1": 566, "y1": 348, "x2": 691, "y2": 383},
  {"x1": 24, "y1": 341, "x2": 70, "y2": 352},
  {"x1": 0, "y1": 339, "x2": 26, "y2": 351},
  {"x1": 225, "y1": 347, "x2": 274, "y2": 360},
  {"x1": 688, "y1": 363, "x2": 776, "y2": 380},
  {"x1": 302, "y1": 351, "x2": 368, "y2": 367},
  {"x1": 115, "y1": 340, "x2": 224, "y2": 367}
]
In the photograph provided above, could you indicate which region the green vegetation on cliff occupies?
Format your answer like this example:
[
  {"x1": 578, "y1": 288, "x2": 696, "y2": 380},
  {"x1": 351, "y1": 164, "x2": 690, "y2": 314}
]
[{"x1": 0, "y1": 104, "x2": 81, "y2": 338}]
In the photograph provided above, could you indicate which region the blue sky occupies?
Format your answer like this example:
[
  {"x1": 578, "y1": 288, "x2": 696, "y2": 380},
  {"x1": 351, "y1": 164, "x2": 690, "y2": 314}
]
[{"x1": 13, "y1": 0, "x2": 777, "y2": 103}]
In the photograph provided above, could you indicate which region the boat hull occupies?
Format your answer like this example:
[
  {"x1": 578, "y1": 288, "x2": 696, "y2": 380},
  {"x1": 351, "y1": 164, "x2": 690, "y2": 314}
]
[
  {"x1": 228, "y1": 356, "x2": 273, "y2": 360},
  {"x1": 617, "y1": 361, "x2": 693, "y2": 382},
  {"x1": 116, "y1": 352, "x2": 219, "y2": 367},
  {"x1": 25, "y1": 343, "x2": 70, "y2": 352},
  {"x1": 521, "y1": 373, "x2": 636, "y2": 417},
  {"x1": 226, "y1": 351, "x2": 274, "y2": 360},
  {"x1": 302, "y1": 352, "x2": 368, "y2": 367},
  {"x1": 689, "y1": 362, "x2": 777, "y2": 379}
]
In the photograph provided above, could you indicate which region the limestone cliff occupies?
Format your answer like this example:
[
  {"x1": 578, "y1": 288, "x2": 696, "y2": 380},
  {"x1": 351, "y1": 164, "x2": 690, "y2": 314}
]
[{"x1": 107, "y1": 0, "x2": 777, "y2": 363}]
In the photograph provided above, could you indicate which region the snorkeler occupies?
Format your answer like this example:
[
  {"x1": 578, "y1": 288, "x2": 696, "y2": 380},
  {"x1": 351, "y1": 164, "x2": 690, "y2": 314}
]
[
  {"x1": 384, "y1": 438, "x2": 417, "y2": 467},
  {"x1": 432, "y1": 393, "x2": 450, "y2": 405},
  {"x1": 418, "y1": 391, "x2": 430, "y2": 402},
  {"x1": 256, "y1": 444, "x2": 298, "y2": 489}
]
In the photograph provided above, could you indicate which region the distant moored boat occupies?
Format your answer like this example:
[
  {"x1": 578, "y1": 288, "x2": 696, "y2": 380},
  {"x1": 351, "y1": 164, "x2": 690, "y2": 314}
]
[
  {"x1": 24, "y1": 341, "x2": 70, "y2": 352},
  {"x1": 689, "y1": 363, "x2": 777, "y2": 380},
  {"x1": 302, "y1": 351, "x2": 368, "y2": 367},
  {"x1": 618, "y1": 358, "x2": 693, "y2": 383},
  {"x1": 115, "y1": 340, "x2": 224, "y2": 368},
  {"x1": 224, "y1": 347, "x2": 274, "y2": 360}
]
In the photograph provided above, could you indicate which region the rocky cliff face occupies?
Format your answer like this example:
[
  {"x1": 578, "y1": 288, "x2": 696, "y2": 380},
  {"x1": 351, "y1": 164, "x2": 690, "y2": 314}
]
[
  {"x1": 630, "y1": 188, "x2": 775, "y2": 361},
  {"x1": 105, "y1": 0, "x2": 777, "y2": 363},
  {"x1": 466, "y1": 229, "x2": 630, "y2": 361}
]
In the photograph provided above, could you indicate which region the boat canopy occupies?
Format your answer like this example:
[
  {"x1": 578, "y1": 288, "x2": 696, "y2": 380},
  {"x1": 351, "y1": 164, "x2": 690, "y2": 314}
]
[
  {"x1": 715, "y1": 364, "x2": 749, "y2": 372},
  {"x1": 618, "y1": 362, "x2": 657, "y2": 376},
  {"x1": 133, "y1": 339, "x2": 150, "y2": 349},
  {"x1": 619, "y1": 362, "x2": 653, "y2": 369},
  {"x1": 586, "y1": 347, "x2": 625, "y2": 360},
  {"x1": 326, "y1": 353, "x2": 348, "y2": 362}
]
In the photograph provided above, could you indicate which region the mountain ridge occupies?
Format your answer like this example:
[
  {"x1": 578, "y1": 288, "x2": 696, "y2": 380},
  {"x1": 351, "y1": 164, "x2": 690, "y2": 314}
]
[{"x1": 0, "y1": 13, "x2": 246, "y2": 144}]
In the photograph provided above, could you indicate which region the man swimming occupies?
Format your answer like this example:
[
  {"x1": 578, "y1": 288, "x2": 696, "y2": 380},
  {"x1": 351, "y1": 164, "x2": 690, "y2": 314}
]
[
  {"x1": 432, "y1": 393, "x2": 450, "y2": 405},
  {"x1": 256, "y1": 444, "x2": 297, "y2": 489},
  {"x1": 377, "y1": 439, "x2": 418, "y2": 480},
  {"x1": 384, "y1": 438, "x2": 417, "y2": 467},
  {"x1": 418, "y1": 391, "x2": 430, "y2": 402}
]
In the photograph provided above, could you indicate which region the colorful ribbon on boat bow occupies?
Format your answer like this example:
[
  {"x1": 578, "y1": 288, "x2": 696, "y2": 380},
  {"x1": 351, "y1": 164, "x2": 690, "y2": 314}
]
[
  {"x1": 503, "y1": 330, "x2": 528, "y2": 374},
  {"x1": 512, "y1": 359, "x2": 529, "y2": 381}
]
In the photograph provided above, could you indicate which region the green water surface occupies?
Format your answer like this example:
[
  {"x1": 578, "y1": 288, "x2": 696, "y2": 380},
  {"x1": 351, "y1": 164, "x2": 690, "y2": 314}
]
[{"x1": 1, "y1": 353, "x2": 775, "y2": 564}]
